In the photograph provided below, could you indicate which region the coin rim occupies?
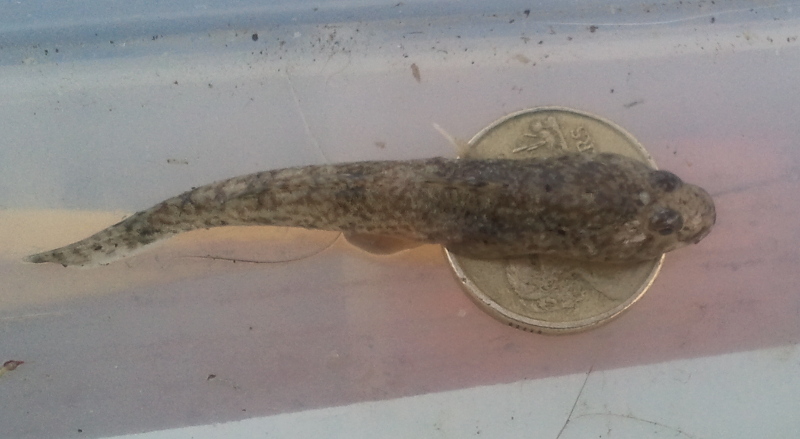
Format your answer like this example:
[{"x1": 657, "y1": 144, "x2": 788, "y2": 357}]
[{"x1": 445, "y1": 106, "x2": 664, "y2": 334}]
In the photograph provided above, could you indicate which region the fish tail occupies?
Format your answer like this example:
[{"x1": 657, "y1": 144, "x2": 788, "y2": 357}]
[
  {"x1": 24, "y1": 173, "x2": 263, "y2": 266},
  {"x1": 24, "y1": 208, "x2": 181, "y2": 267}
]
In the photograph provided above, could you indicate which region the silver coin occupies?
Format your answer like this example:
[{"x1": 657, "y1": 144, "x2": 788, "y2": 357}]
[{"x1": 446, "y1": 107, "x2": 663, "y2": 334}]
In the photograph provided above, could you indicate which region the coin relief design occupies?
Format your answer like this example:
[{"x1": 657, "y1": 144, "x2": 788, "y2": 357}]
[{"x1": 447, "y1": 107, "x2": 665, "y2": 333}]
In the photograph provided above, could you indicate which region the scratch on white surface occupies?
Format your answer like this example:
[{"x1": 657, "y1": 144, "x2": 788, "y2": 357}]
[
  {"x1": 321, "y1": 45, "x2": 353, "y2": 84},
  {"x1": 284, "y1": 68, "x2": 332, "y2": 164},
  {"x1": 576, "y1": 413, "x2": 701, "y2": 439},
  {"x1": 555, "y1": 365, "x2": 593, "y2": 439},
  {"x1": 555, "y1": 366, "x2": 702, "y2": 439},
  {"x1": 432, "y1": 123, "x2": 468, "y2": 158},
  {"x1": 0, "y1": 311, "x2": 69, "y2": 322},
  {"x1": 185, "y1": 233, "x2": 342, "y2": 264}
]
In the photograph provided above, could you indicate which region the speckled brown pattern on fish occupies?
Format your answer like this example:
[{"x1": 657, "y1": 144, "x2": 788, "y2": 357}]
[{"x1": 25, "y1": 153, "x2": 716, "y2": 267}]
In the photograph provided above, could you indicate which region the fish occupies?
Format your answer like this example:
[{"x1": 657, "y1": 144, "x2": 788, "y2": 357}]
[{"x1": 25, "y1": 152, "x2": 715, "y2": 267}]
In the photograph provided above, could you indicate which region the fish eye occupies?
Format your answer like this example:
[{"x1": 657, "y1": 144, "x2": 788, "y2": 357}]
[
  {"x1": 649, "y1": 170, "x2": 683, "y2": 192},
  {"x1": 649, "y1": 207, "x2": 684, "y2": 235}
]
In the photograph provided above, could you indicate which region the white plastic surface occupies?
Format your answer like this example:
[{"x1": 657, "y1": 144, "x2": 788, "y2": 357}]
[{"x1": 1, "y1": 1, "x2": 799, "y2": 438}]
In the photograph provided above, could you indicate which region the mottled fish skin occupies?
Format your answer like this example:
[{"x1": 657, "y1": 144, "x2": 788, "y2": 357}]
[{"x1": 25, "y1": 153, "x2": 715, "y2": 267}]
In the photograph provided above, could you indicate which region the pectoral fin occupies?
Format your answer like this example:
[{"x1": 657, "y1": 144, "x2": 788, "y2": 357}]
[{"x1": 344, "y1": 233, "x2": 424, "y2": 255}]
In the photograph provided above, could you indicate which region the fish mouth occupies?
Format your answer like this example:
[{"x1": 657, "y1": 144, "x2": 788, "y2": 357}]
[
  {"x1": 684, "y1": 186, "x2": 716, "y2": 244},
  {"x1": 688, "y1": 221, "x2": 713, "y2": 244}
]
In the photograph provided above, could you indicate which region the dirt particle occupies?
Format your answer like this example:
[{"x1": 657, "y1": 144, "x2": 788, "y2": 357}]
[
  {"x1": 2, "y1": 360, "x2": 23, "y2": 371},
  {"x1": 0, "y1": 360, "x2": 24, "y2": 378},
  {"x1": 252, "y1": 33, "x2": 258, "y2": 41},
  {"x1": 513, "y1": 54, "x2": 531, "y2": 64},
  {"x1": 623, "y1": 99, "x2": 644, "y2": 108},
  {"x1": 410, "y1": 63, "x2": 421, "y2": 82}
]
